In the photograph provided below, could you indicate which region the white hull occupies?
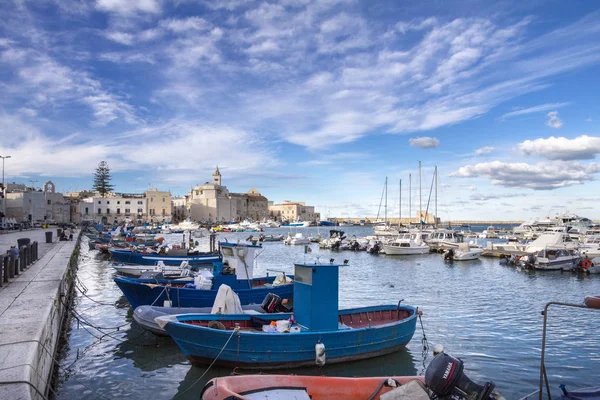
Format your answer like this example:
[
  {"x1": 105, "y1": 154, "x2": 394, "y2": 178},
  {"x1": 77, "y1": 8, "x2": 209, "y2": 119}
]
[
  {"x1": 453, "y1": 249, "x2": 484, "y2": 261},
  {"x1": 383, "y1": 244, "x2": 430, "y2": 255}
]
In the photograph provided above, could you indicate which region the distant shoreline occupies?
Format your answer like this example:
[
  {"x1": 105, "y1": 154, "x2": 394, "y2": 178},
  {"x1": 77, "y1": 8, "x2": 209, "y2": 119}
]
[{"x1": 329, "y1": 217, "x2": 523, "y2": 225}]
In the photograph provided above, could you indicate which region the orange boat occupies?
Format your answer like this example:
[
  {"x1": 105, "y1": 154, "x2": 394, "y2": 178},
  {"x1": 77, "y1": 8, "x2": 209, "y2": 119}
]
[{"x1": 200, "y1": 375, "x2": 425, "y2": 400}]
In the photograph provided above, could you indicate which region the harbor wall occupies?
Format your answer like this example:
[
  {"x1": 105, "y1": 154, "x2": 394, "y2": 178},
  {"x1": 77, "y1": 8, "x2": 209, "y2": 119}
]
[{"x1": 0, "y1": 229, "x2": 81, "y2": 400}]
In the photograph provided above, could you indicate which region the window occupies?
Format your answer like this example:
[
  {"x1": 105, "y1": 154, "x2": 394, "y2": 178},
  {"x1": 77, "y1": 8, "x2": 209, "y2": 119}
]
[
  {"x1": 162, "y1": 197, "x2": 165, "y2": 202},
  {"x1": 107, "y1": 201, "x2": 110, "y2": 204},
  {"x1": 47, "y1": 200, "x2": 51, "y2": 205},
  {"x1": 150, "y1": 209, "x2": 155, "y2": 215},
  {"x1": 125, "y1": 208, "x2": 130, "y2": 214},
  {"x1": 106, "y1": 209, "x2": 110, "y2": 214},
  {"x1": 98, "y1": 208, "x2": 102, "y2": 214},
  {"x1": 98, "y1": 201, "x2": 101, "y2": 204},
  {"x1": 125, "y1": 201, "x2": 130, "y2": 205},
  {"x1": 162, "y1": 209, "x2": 166, "y2": 215},
  {"x1": 117, "y1": 201, "x2": 120, "y2": 204},
  {"x1": 138, "y1": 201, "x2": 143, "y2": 205},
  {"x1": 85, "y1": 208, "x2": 89, "y2": 215},
  {"x1": 150, "y1": 198, "x2": 153, "y2": 202},
  {"x1": 137, "y1": 208, "x2": 143, "y2": 213},
  {"x1": 116, "y1": 208, "x2": 121, "y2": 214}
]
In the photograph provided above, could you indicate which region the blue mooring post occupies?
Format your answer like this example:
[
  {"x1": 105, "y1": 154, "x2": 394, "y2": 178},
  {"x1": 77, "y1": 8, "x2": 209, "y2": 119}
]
[{"x1": 293, "y1": 262, "x2": 345, "y2": 331}]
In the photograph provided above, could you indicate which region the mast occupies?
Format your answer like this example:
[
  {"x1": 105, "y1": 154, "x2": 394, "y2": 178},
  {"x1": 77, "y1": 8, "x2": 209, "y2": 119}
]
[
  {"x1": 409, "y1": 174, "x2": 412, "y2": 226},
  {"x1": 435, "y1": 166, "x2": 438, "y2": 228},
  {"x1": 399, "y1": 179, "x2": 402, "y2": 228},
  {"x1": 384, "y1": 176, "x2": 388, "y2": 226},
  {"x1": 419, "y1": 161, "x2": 422, "y2": 226}
]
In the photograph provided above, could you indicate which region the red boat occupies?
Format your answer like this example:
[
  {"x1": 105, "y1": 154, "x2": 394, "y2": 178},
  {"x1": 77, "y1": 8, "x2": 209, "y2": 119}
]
[{"x1": 200, "y1": 375, "x2": 425, "y2": 400}]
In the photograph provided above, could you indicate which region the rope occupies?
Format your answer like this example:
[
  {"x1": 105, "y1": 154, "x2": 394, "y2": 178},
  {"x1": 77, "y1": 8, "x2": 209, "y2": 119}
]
[
  {"x1": 418, "y1": 310, "x2": 429, "y2": 375},
  {"x1": 172, "y1": 326, "x2": 240, "y2": 399}
]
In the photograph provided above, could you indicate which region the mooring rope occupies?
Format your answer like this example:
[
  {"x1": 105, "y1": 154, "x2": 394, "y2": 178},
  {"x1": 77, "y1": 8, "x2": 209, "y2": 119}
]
[
  {"x1": 172, "y1": 326, "x2": 240, "y2": 399},
  {"x1": 418, "y1": 310, "x2": 430, "y2": 375}
]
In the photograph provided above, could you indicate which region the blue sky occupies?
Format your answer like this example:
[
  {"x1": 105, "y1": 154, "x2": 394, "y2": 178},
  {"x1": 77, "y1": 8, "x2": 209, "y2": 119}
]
[{"x1": 1, "y1": 0, "x2": 600, "y2": 221}]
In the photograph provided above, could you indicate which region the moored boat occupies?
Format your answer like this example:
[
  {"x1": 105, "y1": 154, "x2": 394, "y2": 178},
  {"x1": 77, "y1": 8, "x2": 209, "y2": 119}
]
[
  {"x1": 108, "y1": 247, "x2": 220, "y2": 266},
  {"x1": 162, "y1": 261, "x2": 419, "y2": 369},
  {"x1": 114, "y1": 242, "x2": 293, "y2": 309}
]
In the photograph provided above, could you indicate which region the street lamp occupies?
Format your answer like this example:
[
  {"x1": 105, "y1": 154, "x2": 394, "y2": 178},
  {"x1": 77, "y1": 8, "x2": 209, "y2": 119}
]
[{"x1": 1, "y1": 155, "x2": 11, "y2": 219}]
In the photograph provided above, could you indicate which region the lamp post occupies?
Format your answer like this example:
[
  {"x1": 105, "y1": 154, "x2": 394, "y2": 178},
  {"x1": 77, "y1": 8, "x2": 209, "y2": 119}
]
[{"x1": 1, "y1": 155, "x2": 11, "y2": 220}]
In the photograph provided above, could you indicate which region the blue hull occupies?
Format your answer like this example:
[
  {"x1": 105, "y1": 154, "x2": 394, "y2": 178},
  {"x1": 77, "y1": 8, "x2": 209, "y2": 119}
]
[
  {"x1": 109, "y1": 248, "x2": 220, "y2": 266},
  {"x1": 164, "y1": 305, "x2": 417, "y2": 369},
  {"x1": 114, "y1": 276, "x2": 294, "y2": 309}
]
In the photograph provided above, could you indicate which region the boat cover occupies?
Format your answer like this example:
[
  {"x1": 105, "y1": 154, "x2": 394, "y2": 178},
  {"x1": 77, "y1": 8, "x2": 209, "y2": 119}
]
[
  {"x1": 211, "y1": 284, "x2": 244, "y2": 314},
  {"x1": 380, "y1": 379, "x2": 431, "y2": 400},
  {"x1": 559, "y1": 387, "x2": 600, "y2": 400}
]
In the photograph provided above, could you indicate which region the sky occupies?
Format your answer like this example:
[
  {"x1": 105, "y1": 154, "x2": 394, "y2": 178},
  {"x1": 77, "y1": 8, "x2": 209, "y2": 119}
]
[{"x1": 1, "y1": 0, "x2": 600, "y2": 222}]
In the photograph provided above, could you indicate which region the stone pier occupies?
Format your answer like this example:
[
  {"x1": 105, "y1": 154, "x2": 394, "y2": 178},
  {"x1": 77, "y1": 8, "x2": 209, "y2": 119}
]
[{"x1": 0, "y1": 228, "x2": 80, "y2": 400}]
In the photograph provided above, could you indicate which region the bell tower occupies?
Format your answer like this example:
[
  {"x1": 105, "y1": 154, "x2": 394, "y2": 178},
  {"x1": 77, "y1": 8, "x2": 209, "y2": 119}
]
[{"x1": 213, "y1": 166, "x2": 221, "y2": 186}]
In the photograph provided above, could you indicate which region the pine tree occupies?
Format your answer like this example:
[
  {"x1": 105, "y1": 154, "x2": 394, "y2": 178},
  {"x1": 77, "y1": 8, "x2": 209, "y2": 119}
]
[{"x1": 93, "y1": 161, "x2": 114, "y2": 197}]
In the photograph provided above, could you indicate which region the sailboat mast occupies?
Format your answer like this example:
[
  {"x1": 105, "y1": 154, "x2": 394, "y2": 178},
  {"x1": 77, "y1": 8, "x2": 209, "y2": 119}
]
[
  {"x1": 419, "y1": 161, "x2": 422, "y2": 226},
  {"x1": 384, "y1": 176, "x2": 388, "y2": 226},
  {"x1": 399, "y1": 179, "x2": 402, "y2": 228},
  {"x1": 435, "y1": 166, "x2": 438, "y2": 228},
  {"x1": 409, "y1": 174, "x2": 412, "y2": 226}
]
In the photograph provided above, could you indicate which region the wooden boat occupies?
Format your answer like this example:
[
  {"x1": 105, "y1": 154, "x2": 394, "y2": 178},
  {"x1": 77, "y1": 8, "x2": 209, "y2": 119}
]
[
  {"x1": 113, "y1": 242, "x2": 293, "y2": 309},
  {"x1": 108, "y1": 247, "x2": 220, "y2": 266},
  {"x1": 113, "y1": 261, "x2": 192, "y2": 278},
  {"x1": 162, "y1": 261, "x2": 418, "y2": 369},
  {"x1": 200, "y1": 375, "x2": 424, "y2": 400}
]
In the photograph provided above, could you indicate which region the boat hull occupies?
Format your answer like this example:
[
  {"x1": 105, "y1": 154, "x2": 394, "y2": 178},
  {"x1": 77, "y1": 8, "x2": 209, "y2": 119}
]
[
  {"x1": 109, "y1": 248, "x2": 220, "y2": 266},
  {"x1": 114, "y1": 276, "x2": 294, "y2": 309},
  {"x1": 200, "y1": 375, "x2": 423, "y2": 400},
  {"x1": 164, "y1": 305, "x2": 417, "y2": 369},
  {"x1": 383, "y1": 245, "x2": 429, "y2": 255}
]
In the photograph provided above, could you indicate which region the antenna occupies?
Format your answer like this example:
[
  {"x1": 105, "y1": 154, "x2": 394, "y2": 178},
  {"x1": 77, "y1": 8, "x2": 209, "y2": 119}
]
[{"x1": 29, "y1": 180, "x2": 38, "y2": 190}]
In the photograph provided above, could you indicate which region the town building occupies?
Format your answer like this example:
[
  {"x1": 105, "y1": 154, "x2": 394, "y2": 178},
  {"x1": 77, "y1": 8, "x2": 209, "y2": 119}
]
[
  {"x1": 79, "y1": 194, "x2": 147, "y2": 225},
  {"x1": 268, "y1": 200, "x2": 320, "y2": 223},
  {"x1": 145, "y1": 188, "x2": 172, "y2": 223},
  {"x1": 171, "y1": 197, "x2": 188, "y2": 222},
  {"x1": 4, "y1": 180, "x2": 70, "y2": 224},
  {"x1": 185, "y1": 168, "x2": 270, "y2": 223}
]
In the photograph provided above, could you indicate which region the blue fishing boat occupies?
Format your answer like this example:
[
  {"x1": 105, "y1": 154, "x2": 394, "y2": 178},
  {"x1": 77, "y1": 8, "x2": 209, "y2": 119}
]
[
  {"x1": 162, "y1": 261, "x2": 418, "y2": 369},
  {"x1": 108, "y1": 247, "x2": 220, "y2": 266},
  {"x1": 114, "y1": 243, "x2": 293, "y2": 309}
]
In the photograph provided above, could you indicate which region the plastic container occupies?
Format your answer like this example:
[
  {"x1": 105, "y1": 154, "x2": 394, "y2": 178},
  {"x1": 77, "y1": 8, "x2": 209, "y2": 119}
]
[
  {"x1": 194, "y1": 276, "x2": 213, "y2": 290},
  {"x1": 262, "y1": 324, "x2": 276, "y2": 333},
  {"x1": 276, "y1": 320, "x2": 291, "y2": 332}
]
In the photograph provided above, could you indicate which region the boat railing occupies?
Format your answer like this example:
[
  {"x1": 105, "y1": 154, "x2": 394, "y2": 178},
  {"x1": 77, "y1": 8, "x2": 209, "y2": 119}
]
[{"x1": 538, "y1": 298, "x2": 600, "y2": 400}]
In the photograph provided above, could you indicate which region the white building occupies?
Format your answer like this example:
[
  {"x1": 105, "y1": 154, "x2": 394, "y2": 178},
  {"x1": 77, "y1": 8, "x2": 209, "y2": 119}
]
[
  {"x1": 188, "y1": 167, "x2": 237, "y2": 223},
  {"x1": 4, "y1": 180, "x2": 69, "y2": 223},
  {"x1": 80, "y1": 195, "x2": 147, "y2": 224}
]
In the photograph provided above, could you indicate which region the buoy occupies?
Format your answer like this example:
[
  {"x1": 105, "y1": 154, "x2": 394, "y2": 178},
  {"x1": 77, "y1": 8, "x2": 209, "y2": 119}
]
[
  {"x1": 315, "y1": 343, "x2": 326, "y2": 366},
  {"x1": 584, "y1": 296, "x2": 600, "y2": 309}
]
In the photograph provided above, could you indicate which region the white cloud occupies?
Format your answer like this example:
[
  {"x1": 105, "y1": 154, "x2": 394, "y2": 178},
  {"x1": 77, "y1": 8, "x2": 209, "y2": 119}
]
[
  {"x1": 95, "y1": 0, "x2": 161, "y2": 15},
  {"x1": 586, "y1": 118, "x2": 593, "y2": 122},
  {"x1": 500, "y1": 102, "x2": 570, "y2": 119},
  {"x1": 160, "y1": 17, "x2": 210, "y2": 33},
  {"x1": 409, "y1": 137, "x2": 440, "y2": 149},
  {"x1": 546, "y1": 111, "x2": 563, "y2": 128},
  {"x1": 0, "y1": 116, "x2": 280, "y2": 179},
  {"x1": 451, "y1": 160, "x2": 600, "y2": 190},
  {"x1": 519, "y1": 135, "x2": 600, "y2": 160},
  {"x1": 474, "y1": 146, "x2": 495, "y2": 156},
  {"x1": 105, "y1": 31, "x2": 135, "y2": 45}
]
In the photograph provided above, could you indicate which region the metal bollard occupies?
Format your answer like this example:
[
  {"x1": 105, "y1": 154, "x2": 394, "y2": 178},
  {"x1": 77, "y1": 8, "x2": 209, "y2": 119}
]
[
  {"x1": 19, "y1": 245, "x2": 27, "y2": 271},
  {"x1": 32, "y1": 241, "x2": 38, "y2": 261},
  {"x1": 27, "y1": 243, "x2": 33, "y2": 264},
  {"x1": 7, "y1": 251, "x2": 14, "y2": 279},
  {"x1": 1, "y1": 255, "x2": 5, "y2": 286}
]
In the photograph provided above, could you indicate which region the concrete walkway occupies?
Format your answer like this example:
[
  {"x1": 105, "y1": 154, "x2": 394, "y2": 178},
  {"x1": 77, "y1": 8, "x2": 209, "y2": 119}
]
[
  {"x1": 0, "y1": 228, "x2": 60, "y2": 262},
  {"x1": 0, "y1": 230, "x2": 79, "y2": 400}
]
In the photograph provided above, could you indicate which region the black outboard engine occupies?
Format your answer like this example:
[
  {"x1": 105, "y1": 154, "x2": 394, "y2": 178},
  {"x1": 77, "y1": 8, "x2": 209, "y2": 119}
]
[
  {"x1": 444, "y1": 249, "x2": 455, "y2": 261},
  {"x1": 425, "y1": 353, "x2": 495, "y2": 400}
]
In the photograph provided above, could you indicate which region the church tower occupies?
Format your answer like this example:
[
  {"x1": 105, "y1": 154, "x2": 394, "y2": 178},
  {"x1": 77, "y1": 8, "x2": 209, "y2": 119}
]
[{"x1": 213, "y1": 166, "x2": 222, "y2": 186}]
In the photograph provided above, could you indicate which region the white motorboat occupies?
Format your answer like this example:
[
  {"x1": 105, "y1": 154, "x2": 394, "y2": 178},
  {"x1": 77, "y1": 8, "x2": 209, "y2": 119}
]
[
  {"x1": 444, "y1": 243, "x2": 484, "y2": 261},
  {"x1": 520, "y1": 248, "x2": 581, "y2": 271},
  {"x1": 382, "y1": 233, "x2": 430, "y2": 255},
  {"x1": 579, "y1": 236, "x2": 600, "y2": 258},
  {"x1": 284, "y1": 233, "x2": 311, "y2": 245}
]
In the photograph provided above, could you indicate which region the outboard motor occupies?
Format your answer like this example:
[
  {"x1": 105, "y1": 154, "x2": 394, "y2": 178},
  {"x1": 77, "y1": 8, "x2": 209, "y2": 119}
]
[
  {"x1": 425, "y1": 353, "x2": 495, "y2": 400},
  {"x1": 444, "y1": 249, "x2": 455, "y2": 262}
]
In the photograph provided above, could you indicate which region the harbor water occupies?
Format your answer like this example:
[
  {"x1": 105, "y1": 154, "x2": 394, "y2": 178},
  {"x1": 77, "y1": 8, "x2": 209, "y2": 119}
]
[{"x1": 54, "y1": 226, "x2": 600, "y2": 399}]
